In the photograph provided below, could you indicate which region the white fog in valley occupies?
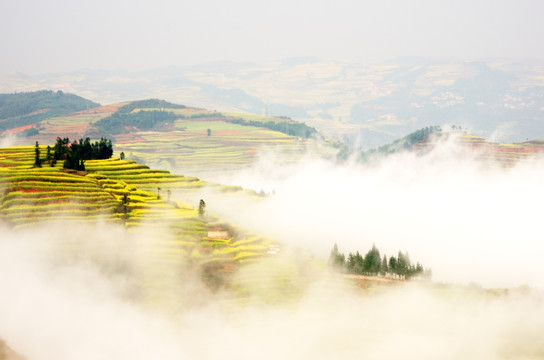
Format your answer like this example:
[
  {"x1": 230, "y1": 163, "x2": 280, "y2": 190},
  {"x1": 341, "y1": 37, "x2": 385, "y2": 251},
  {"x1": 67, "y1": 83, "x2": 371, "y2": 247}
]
[
  {"x1": 1, "y1": 220, "x2": 544, "y2": 359},
  {"x1": 211, "y1": 136, "x2": 544, "y2": 289}
]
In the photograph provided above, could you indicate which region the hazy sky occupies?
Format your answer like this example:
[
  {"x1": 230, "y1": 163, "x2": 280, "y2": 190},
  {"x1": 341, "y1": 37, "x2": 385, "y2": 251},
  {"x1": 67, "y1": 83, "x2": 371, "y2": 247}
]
[{"x1": 1, "y1": 0, "x2": 543, "y2": 74}]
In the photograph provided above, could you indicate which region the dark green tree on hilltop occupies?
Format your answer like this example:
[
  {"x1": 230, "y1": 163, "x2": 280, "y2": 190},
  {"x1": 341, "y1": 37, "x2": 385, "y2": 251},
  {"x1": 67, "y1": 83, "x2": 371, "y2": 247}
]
[
  {"x1": 53, "y1": 137, "x2": 113, "y2": 171},
  {"x1": 34, "y1": 141, "x2": 42, "y2": 168},
  {"x1": 64, "y1": 140, "x2": 85, "y2": 171},
  {"x1": 46, "y1": 145, "x2": 52, "y2": 165},
  {"x1": 53, "y1": 137, "x2": 69, "y2": 161}
]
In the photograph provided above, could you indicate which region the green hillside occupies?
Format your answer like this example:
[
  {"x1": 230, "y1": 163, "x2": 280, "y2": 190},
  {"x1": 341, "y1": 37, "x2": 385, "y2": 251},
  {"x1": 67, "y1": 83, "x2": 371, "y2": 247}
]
[{"x1": 0, "y1": 90, "x2": 100, "y2": 133}]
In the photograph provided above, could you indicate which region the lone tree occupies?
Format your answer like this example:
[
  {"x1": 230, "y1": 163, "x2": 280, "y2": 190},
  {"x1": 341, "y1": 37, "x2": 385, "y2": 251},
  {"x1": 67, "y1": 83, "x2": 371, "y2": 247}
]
[
  {"x1": 122, "y1": 193, "x2": 129, "y2": 218},
  {"x1": 198, "y1": 199, "x2": 206, "y2": 217},
  {"x1": 207, "y1": 128, "x2": 211, "y2": 136},
  {"x1": 120, "y1": 152, "x2": 125, "y2": 160},
  {"x1": 34, "y1": 141, "x2": 42, "y2": 168}
]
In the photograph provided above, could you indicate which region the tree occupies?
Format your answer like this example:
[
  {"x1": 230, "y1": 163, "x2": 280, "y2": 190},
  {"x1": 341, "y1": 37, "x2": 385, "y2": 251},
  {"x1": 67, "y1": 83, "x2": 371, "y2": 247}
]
[
  {"x1": 122, "y1": 193, "x2": 129, "y2": 218},
  {"x1": 54, "y1": 137, "x2": 114, "y2": 170},
  {"x1": 363, "y1": 243, "x2": 381, "y2": 275},
  {"x1": 328, "y1": 243, "x2": 346, "y2": 271},
  {"x1": 53, "y1": 137, "x2": 69, "y2": 161},
  {"x1": 46, "y1": 145, "x2": 52, "y2": 165},
  {"x1": 120, "y1": 152, "x2": 125, "y2": 160},
  {"x1": 34, "y1": 141, "x2": 42, "y2": 168},
  {"x1": 347, "y1": 251, "x2": 364, "y2": 274},
  {"x1": 63, "y1": 140, "x2": 85, "y2": 171},
  {"x1": 381, "y1": 254, "x2": 389, "y2": 275},
  {"x1": 389, "y1": 256, "x2": 397, "y2": 274},
  {"x1": 198, "y1": 199, "x2": 206, "y2": 217},
  {"x1": 80, "y1": 138, "x2": 93, "y2": 160},
  {"x1": 207, "y1": 128, "x2": 211, "y2": 136},
  {"x1": 396, "y1": 251, "x2": 411, "y2": 278}
]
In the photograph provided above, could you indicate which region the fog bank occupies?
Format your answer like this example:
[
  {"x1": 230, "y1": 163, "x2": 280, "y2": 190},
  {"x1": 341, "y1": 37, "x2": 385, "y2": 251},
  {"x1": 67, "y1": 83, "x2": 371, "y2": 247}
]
[
  {"x1": 0, "y1": 224, "x2": 543, "y2": 359},
  {"x1": 213, "y1": 137, "x2": 544, "y2": 289}
]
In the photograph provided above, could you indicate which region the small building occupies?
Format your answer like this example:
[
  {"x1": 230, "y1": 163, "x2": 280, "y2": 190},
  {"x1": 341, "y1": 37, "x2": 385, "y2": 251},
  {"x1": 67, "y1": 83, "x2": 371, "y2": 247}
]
[{"x1": 207, "y1": 230, "x2": 229, "y2": 239}]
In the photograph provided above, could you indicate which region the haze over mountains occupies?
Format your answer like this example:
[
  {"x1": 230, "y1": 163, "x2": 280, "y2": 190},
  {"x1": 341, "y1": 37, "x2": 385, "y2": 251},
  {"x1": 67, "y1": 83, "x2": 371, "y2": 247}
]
[
  {"x1": 3, "y1": 57, "x2": 543, "y2": 148},
  {"x1": 2, "y1": 0, "x2": 544, "y2": 358}
]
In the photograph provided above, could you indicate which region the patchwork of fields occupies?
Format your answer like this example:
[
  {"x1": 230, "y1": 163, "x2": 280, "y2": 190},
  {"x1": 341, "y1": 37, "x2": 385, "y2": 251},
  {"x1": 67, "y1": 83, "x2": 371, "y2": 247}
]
[
  {"x1": 10, "y1": 103, "x2": 329, "y2": 180},
  {"x1": 406, "y1": 131, "x2": 544, "y2": 166},
  {"x1": 116, "y1": 119, "x2": 314, "y2": 179},
  {"x1": 458, "y1": 134, "x2": 544, "y2": 164}
]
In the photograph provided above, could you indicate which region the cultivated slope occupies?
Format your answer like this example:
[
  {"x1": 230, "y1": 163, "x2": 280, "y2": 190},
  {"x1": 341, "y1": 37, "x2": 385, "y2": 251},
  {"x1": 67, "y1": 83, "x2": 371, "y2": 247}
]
[
  {"x1": 0, "y1": 145, "x2": 276, "y2": 275},
  {"x1": 3, "y1": 95, "x2": 330, "y2": 179}
]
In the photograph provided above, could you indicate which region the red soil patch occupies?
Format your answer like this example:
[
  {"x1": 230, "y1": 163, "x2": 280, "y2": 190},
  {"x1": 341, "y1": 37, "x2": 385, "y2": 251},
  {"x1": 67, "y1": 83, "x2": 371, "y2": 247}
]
[
  {"x1": 0, "y1": 124, "x2": 34, "y2": 136},
  {"x1": 245, "y1": 149, "x2": 258, "y2": 153},
  {"x1": 17, "y1": 188, "x2": 48, "y2": 193}
]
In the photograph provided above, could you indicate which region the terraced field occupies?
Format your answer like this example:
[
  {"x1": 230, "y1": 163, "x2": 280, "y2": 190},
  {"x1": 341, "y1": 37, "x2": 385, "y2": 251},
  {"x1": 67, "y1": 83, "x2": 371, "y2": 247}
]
[
  {"x1": 115, "y1": 118, "x2": 315, "y2": 179},
  {"x1": 457, "y1": 134, "x2": 544, "y2": 164},
  {"x1": 0, "y1": 145, "x2": 277, "y2": 292},
  {"x1": 10, "y1": 101, "x2": 332, "y2": 180},
  {"x1": 412, "y1": 132, "x2": 544, "y2": 165},
  {"x1": 28, "y1": 103, "x2": 126, "y2": 143}
]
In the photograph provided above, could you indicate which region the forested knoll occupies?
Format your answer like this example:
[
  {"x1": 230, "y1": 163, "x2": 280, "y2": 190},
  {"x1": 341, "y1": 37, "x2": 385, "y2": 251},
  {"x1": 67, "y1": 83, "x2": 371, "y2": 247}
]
[{"x1": 0, "y1": 90, "x2": 100, "y2": 131}]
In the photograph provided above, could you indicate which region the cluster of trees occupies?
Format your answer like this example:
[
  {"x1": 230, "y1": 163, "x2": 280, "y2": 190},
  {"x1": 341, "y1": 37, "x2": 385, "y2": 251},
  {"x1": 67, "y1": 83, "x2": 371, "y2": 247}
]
[
  {"x1": 329, "y1": 243, "x2": 432, "y2": 280},
  {"x1": 226, "y1": 117, "x2": 317, "y2": 138},
  {"x1": 35, "y1": 137, "x2": 113, "y2": 170},
  {"x1": 117, "y1": 99, "x2": 186, "y2": 113},
  {"x1": 93, "y1": 110, "x2": 178, "y2": 134},
  {"x1": 372, "y1": 125, "x2": 442, "y2": 155},
  {"x1": 0, "y1": 90, "x2": 100, "y2": 131}
]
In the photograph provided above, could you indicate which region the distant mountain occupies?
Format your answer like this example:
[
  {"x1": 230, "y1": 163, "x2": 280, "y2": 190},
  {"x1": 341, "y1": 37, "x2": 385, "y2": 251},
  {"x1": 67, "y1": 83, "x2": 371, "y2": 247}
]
[{"x1": 1, "y1": 58, "x2": 544, "y2": 147}]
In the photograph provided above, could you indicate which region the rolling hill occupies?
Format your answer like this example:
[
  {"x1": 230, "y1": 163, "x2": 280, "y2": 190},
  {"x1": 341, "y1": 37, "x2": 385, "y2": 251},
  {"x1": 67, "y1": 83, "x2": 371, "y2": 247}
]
[
  {"x1": 2, "y1": 58, "x2": 544, "y2": 147},
  {"x1": 0, "y1": 93, "x2": 329, "y2": 179},
  {"x1": 0, "y1": 90, "x2": 100, "y2": 134}
]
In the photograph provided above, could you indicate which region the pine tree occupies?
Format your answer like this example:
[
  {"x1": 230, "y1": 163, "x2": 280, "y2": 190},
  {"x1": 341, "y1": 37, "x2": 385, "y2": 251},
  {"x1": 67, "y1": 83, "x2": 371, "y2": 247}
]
[
  {"x1": 46, "y1": 145, "x2": 52, "y2": 165},
  {"x1": 381, "y1": 254, "x2": 388, "y2": 275},
  {"x1": 34, "y1": 141, "x2": 42, "y2": 168}
]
